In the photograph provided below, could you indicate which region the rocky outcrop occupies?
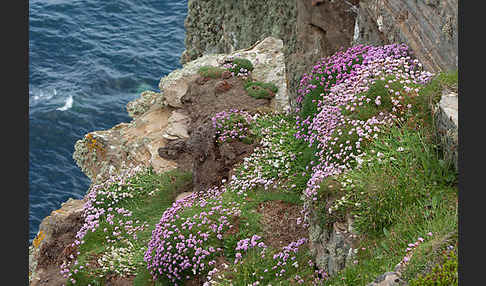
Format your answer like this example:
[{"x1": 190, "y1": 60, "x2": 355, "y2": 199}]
[
  {"x1": 72, "y1": 37, "x2": 288, "y2": 184},
  {"x1": 182, "y1": 0, "x2": 357, "y2": 110},
  {"x1": 29, "y1": 198, "x2": 85, "y2": 286},
  {"x1": 353, "y1": 0, "x2": 458, "y2": 73},
  {"x1": 30, "y1": 36, "x2": 288, "y2": 286},
  {"x1": 434, "y1": 90, "x2": 458, "y2": 171},
  {"x1": 181, "y1": 0, "x2": 297, "y2": 65},
  {"x1": 183, "y1": 0, "x2": 457, "y2": 109},
  {"x1": 367, "y1": 271, "x2": 407, "y2": 286},
  {"x1": 308, "y1": 201, "x2": 359, "y2": 276}
]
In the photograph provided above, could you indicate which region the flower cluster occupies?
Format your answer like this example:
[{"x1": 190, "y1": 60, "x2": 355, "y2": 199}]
[
  {"x1": 212, "y1": 109, "x2": 254, "y2": 143},
  {"x1": 97, "y1": 241, "x2": 143, "y2": 276},
  {"x1": 397, "y1": 232, "x2": 434, "y2": 269},
  {"x1": 144, "y1": 185, "x2": 242, "y2": 284},
  {"x1": 59, "y1": 165, "x2": 151, "y2": 284},
  {"x1": 222, "y1": 57, "x2": 253, "y2": 79},
  {"x1": 271, "y1": 238, "x2": 309, "y2": 278},
  {"x1": 206, "y1": 237, "x2": 326, "y2": 286},
  {"x1": 234, "y1": 235, "x2": 267, "y2": 264},
  {"x1": 294, "y1": 44, "x2": 434, "y2": 226}
]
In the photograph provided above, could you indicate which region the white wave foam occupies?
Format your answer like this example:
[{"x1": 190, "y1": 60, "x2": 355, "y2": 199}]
[
  {"x1": 56, "y1": 95, "x2": 73, "y2": 111},
  {"x1": 30, "y1": 88, "x2": 55, "y2": 104}
]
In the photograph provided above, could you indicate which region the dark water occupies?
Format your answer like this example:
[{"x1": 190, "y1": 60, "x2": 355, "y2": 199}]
[{"x1": 29, "y1": 0, "x2": 187, "y2": 241}]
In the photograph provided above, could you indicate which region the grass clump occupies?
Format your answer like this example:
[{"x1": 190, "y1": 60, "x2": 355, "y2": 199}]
[
  {"x1": 198, "y1": 65, "x2": 226, "y2": 79},
  {"x1": 244, "y1": 81, "x2": 278, "y2": 99},
  {"x1": 408, "y1": 248, "x2": 458, "y2": 286},
  {"x1": 326, "y1": 125, "x2": 456, "y2": 236},
  {"x1": 223, "y1": 57, "x2": 254, "y2": 77}
]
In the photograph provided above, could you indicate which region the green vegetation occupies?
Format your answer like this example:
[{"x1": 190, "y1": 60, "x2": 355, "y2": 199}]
[
  {"x1": 225, "y1": 57, "x2": 254, "y2": 76},
  {"x1": 60, "y1": 42, "x2": 458, "y2": 285},
  {"x1": 408, "y1": 248, "x2": 458, "y2": 286},
  {"x1": 198, "y1": 65, "x2": 226, "y2": 79},
  {"x1": 244, "y1": 81, "x2": 278, "y2": 99},
  {"x1": 65, "y1": 169, "x2": 192, "y2": 285},
  {"x1": 314, "y1": 71, "x2": 458, "y2": 285}
]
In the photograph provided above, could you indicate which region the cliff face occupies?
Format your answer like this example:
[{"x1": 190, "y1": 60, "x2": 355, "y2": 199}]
[
  {"x1": 30, "y1": 2, "x2": 458, "y2": 284},
  {"x1": 182, "y1": 0, "x2": 357, "y2": 109},
  {"x1": 354, "y1": 0, "x2": 458, "y2": 73},
  {"x1": 181, "y1": 0, "x2": 356, "y2": 109},
  {"x1": 182, "y1": 0, "x2": 458, "y2": 108}
]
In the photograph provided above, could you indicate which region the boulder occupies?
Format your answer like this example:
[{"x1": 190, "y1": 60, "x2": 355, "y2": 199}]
[
  {"x1": 434, "y1": 90, "x2": 458, "y2": 171},
  {"x1": 163, "y1": 111, "x2": 191, "y2": 140},
  {"x1": 367, "y1": 272, "x2": 407, "y2": 286}
]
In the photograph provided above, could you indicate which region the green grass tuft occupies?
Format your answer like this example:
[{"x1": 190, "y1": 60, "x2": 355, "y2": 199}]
[
  {"x1": 244, "y1": 81, "x2": 278, "y2": 99},
  {"x1": 198, "y1": 65, "x2": 226, "y2": 79}
]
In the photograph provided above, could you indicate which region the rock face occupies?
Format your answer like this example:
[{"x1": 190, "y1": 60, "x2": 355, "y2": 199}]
[
  {"x1": 181, "y1": 0, "x2": 297, "y2": 65},
  {"x1": 434, "y1": 90, "x2": 458, "y2": 171},
  {"x1": 29, "y1": 198, "x2": 85, "y2": 286},
  {"x1": 182, "y1": 0, "x2": 357, "y2": 110},
  {"x1": 286, "y1": 0, "x2": 358, "y2": 108},
  {"x1": 352, "y1": 0, "x2": 458, "y2": 73},
  {"x1": 72, "y1": 36, "x2": 288, "y2": 185},
  {"x1": 183, "y1": 0, "x2": 457, "y2": 109},
  {"x1": 308, "y1": 203, "x2": 359, "y2": 276},
  {"x1": 367, "y1": 272, "x2": 407, "y2": 286}
]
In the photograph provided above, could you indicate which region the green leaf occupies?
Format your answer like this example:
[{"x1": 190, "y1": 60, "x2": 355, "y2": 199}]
[{"x1": 383, "y1": 227, "x2": 390, "y2": 238}]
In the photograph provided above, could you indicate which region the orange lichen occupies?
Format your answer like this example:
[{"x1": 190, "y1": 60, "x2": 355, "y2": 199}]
[
  {"x1": 85, "y1": 133, "x2": 106, "y2": 157},
  {"x1": 33, "y1": 230, "x2": 45, "y2": 249}
]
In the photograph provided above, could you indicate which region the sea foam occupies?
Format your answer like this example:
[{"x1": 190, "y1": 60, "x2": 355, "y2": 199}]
[{"x1": 56, "y1": 95, "x2": 73, "y2": 111}]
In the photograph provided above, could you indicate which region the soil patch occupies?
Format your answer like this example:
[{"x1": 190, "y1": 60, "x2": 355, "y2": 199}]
[
  {"x1": 105, "y1": 274, "x2": 135, "y2": 286},
  {"x1": 257, "y1": 200, "x2": 308, "y2": 249}
]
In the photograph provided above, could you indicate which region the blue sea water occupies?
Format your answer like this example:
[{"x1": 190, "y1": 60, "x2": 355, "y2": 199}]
[{"x1": 29, "y1": 0, "x2": 188, "y2": 242}]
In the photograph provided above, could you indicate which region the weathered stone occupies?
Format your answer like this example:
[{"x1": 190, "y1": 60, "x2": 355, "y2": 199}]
[
  {"x1": 29, "y1": 198, "x2": 85, "y2": 286},
  {"x1": 163, "y1": 76, "x2": 193, "y2": 108},
  {"x1": 354, "y1": 0, "x2": 458, "y2": 73},
  {"x1": 182, "y1": 0, "x2": 296, "y2": 66},
  {"x1": 214, "y1": 80, "x2": 233, "y2": 93},
  {"x1": 164, "y1": 111, "x2": 191, "y2": 140},
  {"x1": 434, "y1": 91, "x2": 458, "y2": 171},
  {"x1": 158, "y1": 139, "x2": 187, "y2": 160},
  {"x1": 367, "y1": 272, "x2": 407, "y2": 286},
  {"x1": 126, "y1": 90, "x2": 164, "y2": 119},
  {"x1": 167, "y1": 36, "x2": 290, "y2": 112},
  {"x1": 73, "y1": 106, "x2": 177, "y2": 183},
  {"x1": 182, "y1": 0, "x2": 357, "y2": 110}
]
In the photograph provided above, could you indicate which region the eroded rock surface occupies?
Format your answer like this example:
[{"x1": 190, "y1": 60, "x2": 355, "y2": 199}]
[
  {"x1": 367, "y1": 272, "x2": 407, "y2": 286},
  {"x1": 72, "y1": 36, "x2": 288, "y2": 185},
  {"x1": 309, "y1": 216, "x2": 359, "y2": 276},
  {"x1": 182, "y1": 0, "x2": 359, "y2": 109},
  {"x1": 29, "y1": 198, "x2": 85, "y2": 286},
  {"x1": 434, "y1": 90, "x2": 458, "y2": 171},
  {"x1": 354, "y1": 0, "x2": 458, "y2": 73},
  {"x1": 166, "y1": 36, "x2": 289, "y2": 112},
  {"x1": 307, "y1": 188, "x2": 360, "y2": 276}
]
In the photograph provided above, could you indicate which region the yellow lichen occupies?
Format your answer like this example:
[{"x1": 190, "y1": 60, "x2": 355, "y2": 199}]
[
  {"x1": 52, "y1": 209, "x2": 64, "y2": 215},
  {"x1": 33, "y1": 230, "x2": 45, "y2": 249},
  {"x1": 85, "y1": 133, "x2": 106, "y2": 158}
]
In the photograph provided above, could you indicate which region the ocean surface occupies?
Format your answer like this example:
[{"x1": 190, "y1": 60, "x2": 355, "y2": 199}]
[{"x1": 29, "y1": 0, "x2": 188, "y2": 242}]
